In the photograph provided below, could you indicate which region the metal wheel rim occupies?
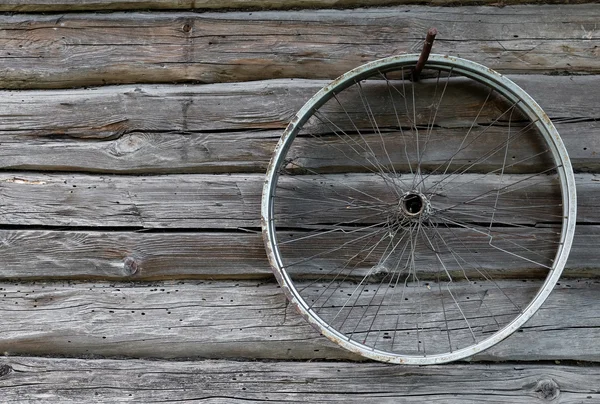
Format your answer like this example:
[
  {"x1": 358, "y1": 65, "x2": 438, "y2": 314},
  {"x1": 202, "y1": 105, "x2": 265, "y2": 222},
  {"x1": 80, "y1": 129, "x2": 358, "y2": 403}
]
[{"x1": 262, "y1": 54, "x2": 577, "y2": 365}]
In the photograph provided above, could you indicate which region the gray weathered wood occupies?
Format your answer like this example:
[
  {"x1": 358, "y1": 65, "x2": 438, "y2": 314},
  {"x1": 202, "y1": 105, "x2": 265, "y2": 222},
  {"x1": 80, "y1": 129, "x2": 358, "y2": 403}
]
[
  {"x1": 278, "y1": 227, "x2": 562, "y2": 282},
  {"x1": 0, "y1": 0, "x2": 596, "y2": 393},
  {"x1": 0, "y1": 230, "x2": 271, "y2": 280},
  {"x1": 0, "y1": 225, "x2": 598, "y2": 280},
  {"x1": 0, "y1": 76, "x2": 595, "y2": 173},
  {"x1": 0, "y1": 6, "x2": 598, "y2": 89},
  {"x1": 0, "y1": 172, "x2": 263, "y2": 229},
  {"x1": 0, "y1": 357, "x2": 598, "y2": 403},
  {"x1": 0, "y1": 172, "x2": 596, "y2": 228},
  {"x1": 0, "y1": 279, "x2": 598, "y2": 361},
  {"x1": 0, "y1": 224, "x2": 598, "y2": 280},
  {"x1": 0, "y1": 0, "x2": 592, "y2": 12}
]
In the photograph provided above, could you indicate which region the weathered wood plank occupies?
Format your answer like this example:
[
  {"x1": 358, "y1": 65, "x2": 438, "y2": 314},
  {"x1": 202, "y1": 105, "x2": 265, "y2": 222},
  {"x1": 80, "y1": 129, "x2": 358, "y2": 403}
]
[
  {"x1": 278, "y1": 227, "x2": 563, "y2": 282},
  {"x1": 0, "y1": 0, "x2": 593, "y2": 12},
  {"x1": 0, "y1": 225, "x2": 599, "y2": 280},
  {"x1": 299, "y1": 280, "x2": 555, "y2": 355},
  {"x1": 0, "y1": 81, "x2": 304, "y2": 136},
  {"x1": 0, "y1": 226, "x2": 594, "y2": 280},
  {"x1": 0, "y1": 230, "x2": 271, "y2": 280},
  {"x1": 275, "y1": 170, "x2": 563, "y2": 221},
  {"x1": 0, "y1": 279, "x2": 597, "y2": 361},
  {"x1": 0, "y1": 76, "x2": 594, "y2": 135},
  {"x1": 0, "y1": 172, "x2": 264, "y2": 229},
  {"x1": 0, "y1": 76, "x2": 595, "y2": 173},
  {"x1": 0, "y1": 6, "x2": 597, "y2": 89},
  {"x1": 0, "y1": 358, "x2": 598, "y2": 403},
  {"x1": 1, "y1": 121, "x2": 596, "y2": 173},
  {"x1": 0, "y1": 172, "x2": 596, "y2": 229}
]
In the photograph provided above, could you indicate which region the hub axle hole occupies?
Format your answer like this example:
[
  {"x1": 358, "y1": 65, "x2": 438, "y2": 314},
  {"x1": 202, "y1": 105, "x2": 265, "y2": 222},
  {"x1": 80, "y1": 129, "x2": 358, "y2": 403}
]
[{"x1": 403, "y1": 193, "x2": 424, "y2": 216}]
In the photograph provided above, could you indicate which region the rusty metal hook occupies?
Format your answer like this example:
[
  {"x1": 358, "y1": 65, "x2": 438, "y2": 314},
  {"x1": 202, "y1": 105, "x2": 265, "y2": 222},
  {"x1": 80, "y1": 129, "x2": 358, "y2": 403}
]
[{"x1": 411, "y1": 28, "x2": 438, "y2": 82}]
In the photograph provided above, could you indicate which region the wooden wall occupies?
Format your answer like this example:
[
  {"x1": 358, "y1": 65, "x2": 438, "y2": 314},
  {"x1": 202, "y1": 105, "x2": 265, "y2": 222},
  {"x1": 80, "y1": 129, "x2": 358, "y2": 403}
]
[{"x1": 0, "y1": 1, "x2": 599, "y2": 401}]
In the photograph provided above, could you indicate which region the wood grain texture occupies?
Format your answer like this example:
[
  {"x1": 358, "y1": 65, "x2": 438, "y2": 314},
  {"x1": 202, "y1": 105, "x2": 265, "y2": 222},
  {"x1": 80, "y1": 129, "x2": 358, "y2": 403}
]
[
  {"x1": 0, "y1": 172, "x2": 263, "y2": 229},
  {"x1": 0, "y1": 0, "x2": 594, "y2": 12},
  {"x1": 0, "y1": 224, "x2": 598, "y2": 280},
  {"x1": 0, "y1": 0, "x2": 596, "y2": 378},
  {"x1": 0, "y1": 6, "x2": 597, "y2": 89},
  {"x1": 0, "y1": 76, "x2": 595, "y2": 174},
  {"x1": 0, "y1": 171, "x2": 591, "y2": 281},
  {"x1": 0, "y1": 358, "x2": 598, "y2": 403},
  {"x1": 276, "y1": 173, "x2": 563, "y2": 226},
  {"x1": 0, "y1": 230, "x2": 271, "y2": 280},
  {"x1": 0, "y1": 279, "x2": 597, "y2": 361},
  {"x1": 0, "y1": 172, "x2": 596, "y2": 228}
]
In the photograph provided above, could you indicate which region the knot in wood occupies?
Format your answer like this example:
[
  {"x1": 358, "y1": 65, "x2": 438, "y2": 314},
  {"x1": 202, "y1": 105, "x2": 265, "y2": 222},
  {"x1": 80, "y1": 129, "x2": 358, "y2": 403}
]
[
  {"x1": 123, "y1": 256, "x2": 140, "y2": 276},
  {"x1": 0, "y1": 364, "x2": 12, "y2": 378},
  {"x1": 534, "y1": 378, "x2": 560, "y2": 401},
  {"x1": 111, "y1": 133, "x2": 145, "y2": 157}
]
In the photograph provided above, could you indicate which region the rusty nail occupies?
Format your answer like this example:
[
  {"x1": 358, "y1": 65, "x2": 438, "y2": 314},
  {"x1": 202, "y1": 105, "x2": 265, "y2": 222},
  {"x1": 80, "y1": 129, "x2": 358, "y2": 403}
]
[{"x1": 411, "y1": 28, "x2": 438, "y2": 82}]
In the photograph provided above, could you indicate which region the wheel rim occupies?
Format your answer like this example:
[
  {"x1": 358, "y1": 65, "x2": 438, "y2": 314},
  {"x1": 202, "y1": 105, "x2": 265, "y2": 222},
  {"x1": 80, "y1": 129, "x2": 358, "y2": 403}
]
[{"x1": 262, "y1": 54, "x2": 576, "y2": 365}]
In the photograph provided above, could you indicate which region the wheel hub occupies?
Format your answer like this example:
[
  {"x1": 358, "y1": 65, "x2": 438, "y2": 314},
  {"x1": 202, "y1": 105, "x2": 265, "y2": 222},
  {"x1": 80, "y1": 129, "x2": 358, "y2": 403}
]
[{"x1": 399, "y1": 191, "x2": 430, "y2": 220}]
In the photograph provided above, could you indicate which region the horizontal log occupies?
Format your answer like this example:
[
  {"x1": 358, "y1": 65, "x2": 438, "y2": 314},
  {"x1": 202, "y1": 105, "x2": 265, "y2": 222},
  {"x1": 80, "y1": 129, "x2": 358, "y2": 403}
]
[
  {"x1": 0, "y1": 76, "x2": 596, "y2": 173},
  {"x1": 0, "y1": 169, "x2": 589, "y2": 282},
  {"x1": 294, "y1": 280, "x2": 564, "y2": 356},
  {"x1": 0, "y1": 358, "x2": 598, "y2": 403},
  {"x1": 0, "y1": 0, "x2": 593, "y2": 12},
  {"x1": 0, "y1": 172, "x2": 594, "y2": 229},
  {"x1": 0, "y1": 81, "x2": 305, "y2": 136},
  {"x1": 0, "y1": 225, "x2": 598, "y2": 280},
  {"x1": 0, "y1": 230, "x2": 270, "y2": 280},
  {"x1": 0, "y1": 172, "x2": 264, "y2": 229},
  {"x1": 0, "y1": 6, "x2": 598, "y2": 89},
  {"x1": 279, "y1": 228, "x2": 564, "y2": 283},
  {"x1": 0, "y1": 279, "x2": 598, "y2": 361}
]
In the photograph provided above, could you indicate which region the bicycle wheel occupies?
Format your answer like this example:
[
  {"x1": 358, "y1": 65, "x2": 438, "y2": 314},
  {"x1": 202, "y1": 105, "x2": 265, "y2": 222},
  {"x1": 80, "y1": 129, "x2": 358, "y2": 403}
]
[{"x1": 261, "y1": 54, "x2": 576, "y2": 364}]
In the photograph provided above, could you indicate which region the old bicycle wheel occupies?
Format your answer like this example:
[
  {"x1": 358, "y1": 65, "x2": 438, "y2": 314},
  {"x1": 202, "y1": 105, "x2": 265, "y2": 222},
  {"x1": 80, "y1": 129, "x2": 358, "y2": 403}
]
[{"x1": 261, "y1": 54, "x2": 576, "y2": 364}]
